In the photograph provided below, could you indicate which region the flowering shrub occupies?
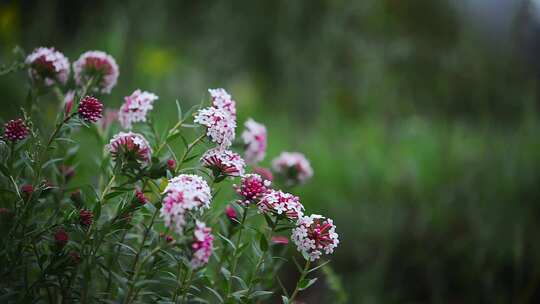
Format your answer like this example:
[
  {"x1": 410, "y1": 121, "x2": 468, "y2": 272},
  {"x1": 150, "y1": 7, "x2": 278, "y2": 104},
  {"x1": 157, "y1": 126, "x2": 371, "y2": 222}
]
[{"x1": 0, "y1": 46, "x2": 339, "y2": 303}]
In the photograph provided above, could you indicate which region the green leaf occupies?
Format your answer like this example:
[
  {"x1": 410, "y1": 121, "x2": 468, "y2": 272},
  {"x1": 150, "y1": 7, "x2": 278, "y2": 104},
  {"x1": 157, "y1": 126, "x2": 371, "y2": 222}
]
[
  {"x1": 41, "y1": 157, "x2": 64, "y2": 170},
  {"x1": 175, "y1": 99, "x2": 182, "y2": 121},
  {"x1": 249, "y1": 290, "x2": 273, "y2": 299},
  {"x1": 308, "y1": 260, "x2": 331, "y2": 273},
  {"x1": 217, "y1": 233, "x2": 236, "y2": 250},
  {"x1": 220, "y1": 267, "x2": 231, "y2": 280},
  {"x1": 259, "y1": 233, "x2": 269, "y2": 252},
  {"x1": 204, "y1": 286, "x2": 224, "y2": 303},
  {"x1": 232, "y1": 275, "x2": 247, "y2": 290},
  {"x1": 298, "y1": 277, "x2": 318, "y2": 291}
]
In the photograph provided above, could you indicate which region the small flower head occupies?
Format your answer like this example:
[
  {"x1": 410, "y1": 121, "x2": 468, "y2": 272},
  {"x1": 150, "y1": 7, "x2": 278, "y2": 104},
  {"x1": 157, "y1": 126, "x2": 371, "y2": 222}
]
[
  {"x1": 167, "y1": 159, "x2": 176, "y2": 171},
  {"x1": 242, "y1": 118, "x2": 267, "y2": 164},
  {"x1": 79, "y1": 209, "x2": 93, "y2": 227},
  {"x1": 107, "y1": 132, "x2": 152, "y2": 168},
  {"x1": 292, "y1": 214, "x2": 339, "y2": 261},
  {"x1": 257, "y1": 189, "x2": 304, "y2": 220},
  {"x1": 272, "y1": 152, "x2": 313, "y2": 186},
  {"x1": 160, "y1": 174, "x2": 212, "y2": 234},
  {"x1": 209, "y1": 88, "x2": 236, "y2": 119},
  {"x1": 200, "y1": 148, "x2": 245, "y2": 178},
  {"x1": 54, "y1": 229, "x2": 69, "y2": 248},
  {"x1": 135, "y1": 189, "x2": 148, "y2": 205},
  {"x1": 78, "y1": 96, "x2": 104, "y2": 123},
  {"x1": 21, "y1": 184, "x2": 33, "y2": 195},
  {"x1": 190, "y1": 220, "x2": 214, "y2": 268},
  {"x1": 4, "y1": 119, "x2": 29, "y2": 142},
  {"x1": 194, "y1": 107, "x2": 236, "y2": 148},
  {"x1": 25, "y1": 47, "x2": 70, "y2": 86},
  {"x1": 73, "y1": 50, "x2": 119, "y2": 94},
  {"x1": 64, "y1": 90, "x2": 75, "y2": 116},
  {"x1": 118, "y1": 89, "x2": 158, "y2": 129},
  {"x1": 225, "y1": 205, "x2": 237, "y2": 222},
  {"x1": 233, "y1": 174, "x2": 271, "y2": 205}
]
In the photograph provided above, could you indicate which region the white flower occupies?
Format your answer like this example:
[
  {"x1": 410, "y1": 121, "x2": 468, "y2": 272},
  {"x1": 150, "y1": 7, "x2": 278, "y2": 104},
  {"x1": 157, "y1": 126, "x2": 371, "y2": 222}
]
[
  {"x1": 241, "y1": 118, "x2": 267, "y2": 164},
  {"x1": 107, "y1": 132, "x2": 152, "y2": 167},
  {"x1": 160, "y1": 175, "x2": 212, "y2": 235},
  {"x1": 272, "y1": 151, "x2": 313, "y2": 186},
  {"x1": 194, "y1": 107, "x2": 236, "y2": 148},
  {"x1": 209, "y1": 88, "x2": 236, "y2": 119},
  {"x1": 291, "y1": 214, "x2": 339, "y2": 261},
  {"x1": 257, "y1": 189, "x2": 304, "y2": 220},
  {"x1": 200, "y1": 148, "x2": 246, "y2": 177},
  {"x1": 118, "y1": 89, "x2": 158, "y2": 129},
  {"x1": 73, "y1": 50, "x2": 119, "y2": 94},
  {"x1": 25, "y1": 47, "x2": 70, "y2": 86}
]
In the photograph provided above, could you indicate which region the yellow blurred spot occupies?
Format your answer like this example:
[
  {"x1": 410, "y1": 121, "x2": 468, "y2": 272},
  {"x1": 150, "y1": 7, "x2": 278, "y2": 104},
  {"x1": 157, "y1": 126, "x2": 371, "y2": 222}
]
[{"x1": 138, "y1": 48, "x2": 175, "y2": 78}]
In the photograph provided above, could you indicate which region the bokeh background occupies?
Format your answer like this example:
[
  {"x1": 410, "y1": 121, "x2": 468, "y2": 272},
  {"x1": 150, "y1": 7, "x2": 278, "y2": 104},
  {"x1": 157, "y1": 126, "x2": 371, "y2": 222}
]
[{"x1": 2, "y1": 0, "x2": 540, "y2": 303}]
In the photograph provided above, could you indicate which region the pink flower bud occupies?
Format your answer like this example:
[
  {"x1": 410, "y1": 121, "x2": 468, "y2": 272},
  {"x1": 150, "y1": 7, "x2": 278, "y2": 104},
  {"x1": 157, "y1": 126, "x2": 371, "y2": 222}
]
[
  {"x1": 167, "y1": 158, "x2": 176, "y2": 171},
  {"x1": 21, "y1": 184, "x2": 33, "y2": 195},
  {"x1": 225, "y1": 205, "x2": 237, "y2": 222},
  {"x1": 271, "y1": 236, "x2": 289, "y2": 245}
]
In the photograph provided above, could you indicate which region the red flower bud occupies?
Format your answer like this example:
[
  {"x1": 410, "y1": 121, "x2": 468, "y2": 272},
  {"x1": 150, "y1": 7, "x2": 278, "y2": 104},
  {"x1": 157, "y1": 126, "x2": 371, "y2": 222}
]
[
  {"x1": 79, "y1": 209, "x2": 93, "y2": 227},
  {"x1": 54, "y1": 229, "x2": 69, "y2": 248},
  {"x1": 167, "y1": 158, "x2": 176, "y2": 171}
]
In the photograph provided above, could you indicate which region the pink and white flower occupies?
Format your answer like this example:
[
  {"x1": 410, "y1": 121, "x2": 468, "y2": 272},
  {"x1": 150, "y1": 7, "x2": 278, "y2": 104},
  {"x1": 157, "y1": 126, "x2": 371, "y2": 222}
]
[
  {"x1": 272, "y1": 152, "x2": 313, "y2": 186},
  {"x1": 209, "y1": 88, "x2": 236, "y2": 119},
  {"x1": 118, "y1": 89, "x2": 158, "y2": 129},
  {"x1": 241, "y1": 118, "x2": 267, "y2": 164},
  {"x1": 107, "y1": 132, "x2": 152, "y2": 167},
  {"x1": 234, "y1": 174, "x2": 271, "y2": 205},
  {"x1": 257, "y1": 189, "x2": 304, "y2": 220},
  {"x1": 25, "y1": 47, "x2": 70, "y2": 86},
  {"x1": 200, "y1": 148, "x2": 245, "y2": 177},
  {"x1": 190, "y1": 220, "x2": 214, "y2": 268},
  {"x1": 73, "y1": 51, "x2": 119, "y2": 94},
  {"x1": 194, "y1": 107, "x2": 236, "y2": 148},
  {"x1": 291, "y1": 214, "x2": 339, "y2": 261},
  {"x1": 160, "y1": 174, "x2": 212, "y2": 234}
]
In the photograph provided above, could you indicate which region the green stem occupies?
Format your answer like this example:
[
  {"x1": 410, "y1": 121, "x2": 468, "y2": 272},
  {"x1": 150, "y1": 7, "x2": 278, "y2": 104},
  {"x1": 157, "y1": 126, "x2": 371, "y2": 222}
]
[
  {"x1": 123, "y1": 208, "x2": 160, "y2": 304},
  {"x1": 244, "y1": 217, "x2": 279, "y2": 300},
  {"x1": 178, "y1": 133, "x2": 206, "y2": 166},
  {"x1": 99, "y1": 174, "x2": 116, "y2": 204},
  {"x1": 289, "y1": 259, "x2": 312, "y2": 302},
  {"x1": 225, "y1": 206, "x2": 249, "y2": 299}
]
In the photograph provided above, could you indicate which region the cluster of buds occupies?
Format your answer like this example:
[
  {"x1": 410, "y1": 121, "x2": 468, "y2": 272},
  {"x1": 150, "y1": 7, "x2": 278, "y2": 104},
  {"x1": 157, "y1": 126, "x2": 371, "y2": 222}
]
[
  {"x1": 118, "y1": 89, "x2": 158, "y2": 129},
  {"x1": 291, "y1": 214, "x2": 339, "y2": 261},
  {"x1": 25, "y1": 47, "x2": 70, "y2": 86},
  {"x1": 78, "y1": 96, "x2": 104, "y2": 123},
  {"x1": 233, "y1": 174, "x2": 271, "y2": 205},
  {"x1": 4, "y1": 119, "x2": 29, "y2": 142},
  {"x1": 200, "y1": 148, "x2": 245, "y2": 178},
  {"x1": 107, "y1": 132, "x2": 153, "y2": 169}
]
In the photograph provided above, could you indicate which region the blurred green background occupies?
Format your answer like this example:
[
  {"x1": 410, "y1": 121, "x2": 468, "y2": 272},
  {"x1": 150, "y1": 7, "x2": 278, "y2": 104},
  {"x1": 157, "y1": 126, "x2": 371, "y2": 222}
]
[{"x1": 2, "y1": 0, "x2": 540, "y2": 302}]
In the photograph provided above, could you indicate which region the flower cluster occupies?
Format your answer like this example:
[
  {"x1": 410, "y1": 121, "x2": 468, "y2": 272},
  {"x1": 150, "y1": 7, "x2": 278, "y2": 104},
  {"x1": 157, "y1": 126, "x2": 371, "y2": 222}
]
[
  {"x1": 25, "y1": 47, "x2": 70, "y2": 86},
  {"x1": 272, "y1": 151, "x2": 313, "y2": 186},
  {"x1": 234, "y1": 173, "x2": 271, "y2": 205},
  {"x1": 209, "y1": 88, "x2": 236, "y2": 119},
  {"x1": 190, "y1": 220, "x2": 214, "y2": 268},
  {"x1": 118, "y1": 89, "x2": 158, "y2": 129},
  {"x1": 78, "y1": 96, "x2": 104, "y2": 123},
  {"x1": 292, "y1": 214, "x2": 339, "y2": 261},
  {"x1": 194, "y1": 107, "x2": 236, "y2": 148},
  {"x1": 107, "y1": 132, "x2": 152, "y2": 168},
  {"x1": 4, "y1": 119, "x2": 29, "y2": 142},
  {"x1": 200, "y1": 148, "x2": 246, "y2": 177},
  {"x1": 257, "y1": 189, "x2": 304, "y2": 220},
  {"x1": 73, "y1": 51, "x2": 119, "y2": 94},
  {"x1": 160, "y1": 174, "x2": 212, "y2": 234},
  {"x1": 242, "y1": 118, "x2": 267, "y2": 164}
]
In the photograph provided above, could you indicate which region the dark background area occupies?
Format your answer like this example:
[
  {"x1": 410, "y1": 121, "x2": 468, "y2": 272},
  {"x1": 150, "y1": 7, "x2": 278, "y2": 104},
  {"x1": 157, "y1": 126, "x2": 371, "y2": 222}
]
[{"x1": 2, "y1": 0, "x2": 540, "y2": 302}]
